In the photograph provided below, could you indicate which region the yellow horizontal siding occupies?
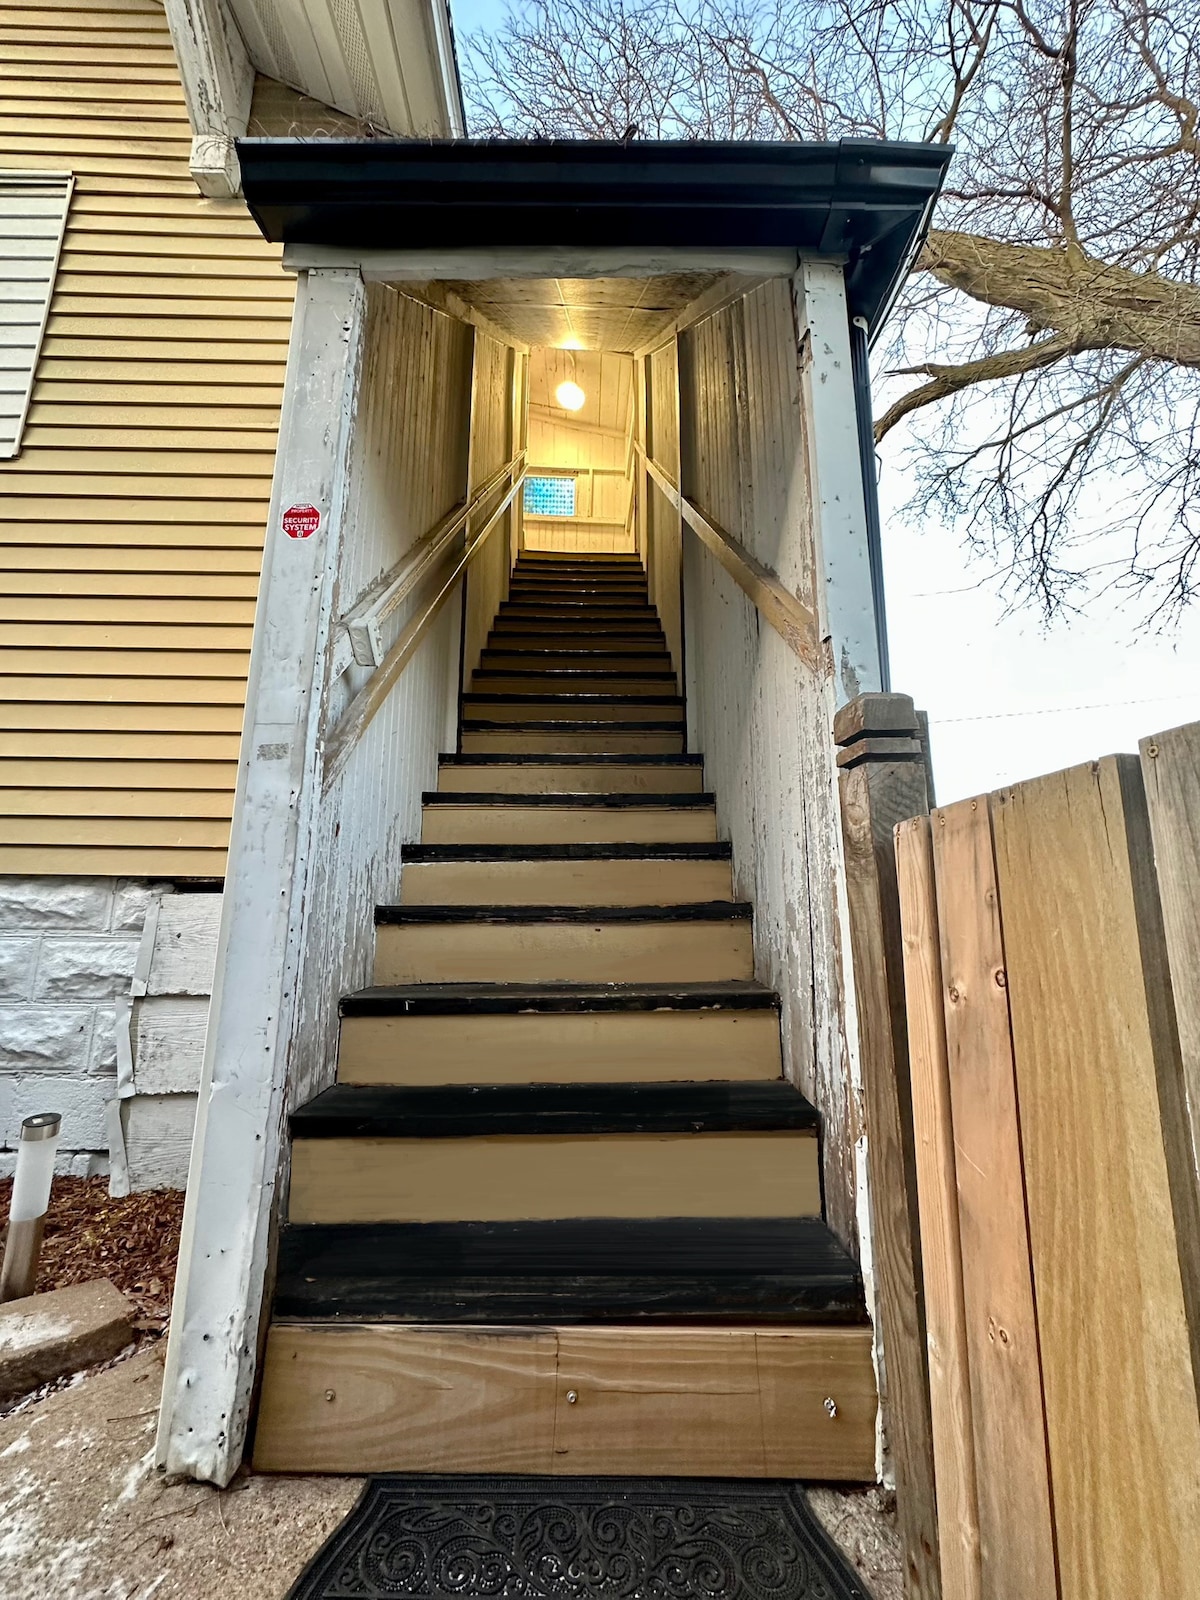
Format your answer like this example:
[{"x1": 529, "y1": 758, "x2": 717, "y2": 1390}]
[{"x1": 0, "y1": 0, "x2": 294, "y2": 875}]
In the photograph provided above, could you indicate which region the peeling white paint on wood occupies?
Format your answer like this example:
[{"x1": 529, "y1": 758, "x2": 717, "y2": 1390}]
[
  {"x1": 676, "y1": 278, "x2": 861, "y2": 1250},
  {"x1": 156, "y1": 268, "x2": 370, "y2": 1485},
  {"x1": 792, "y1": 261, "x2": 880, "y2": 707},
  {"x1": 161, "y1": 0, "x2": 254, "y2": 196},
  {"x1": 157, "y1": 271, "x2": 500, "y2": 1483}
]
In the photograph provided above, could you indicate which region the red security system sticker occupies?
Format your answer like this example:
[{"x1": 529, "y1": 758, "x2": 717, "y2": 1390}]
[{"x1": 282, "y1": 503, "x2": 321, "y2": 539}]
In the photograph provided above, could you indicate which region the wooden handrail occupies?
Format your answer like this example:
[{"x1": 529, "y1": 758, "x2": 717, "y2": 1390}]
[
  {"x1": 324, "y1": 465, "x2": 526, "y2": 787},
  {"x1": 636, "y1": 443, "x2": 821, "y2": 671},
  {"x1": 342, "y1": 453, "x2": 522, "y2": 667}
]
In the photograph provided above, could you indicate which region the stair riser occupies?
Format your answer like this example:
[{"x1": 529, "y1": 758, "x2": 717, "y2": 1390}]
[
  {"x1": 374, "y1": 918, "x2": 752, "y2": 984},
  {"x1": 421, "y1": 806, "x2": 716, "y2": 845},
  {"x1": 508, "y1": 592, "x2": 652, "y2": 601},
  {"x1": 254, "y1": 1323, "x2": 875, "y2": 1478},
  {"x1": 499, "y1": 607, "x2": 658, "y2": 622},
  {"x1": 492, "y1": 623, "x2": 663, "y2": 637},
  {"x1": 463, "y1": 701, "x2": 683, "y2": 725},
  {"x1": 337, "y1": 1008, "x2": 782, "y2": 1085},
  {"x1": 471, "y1": 676, "x2": 677, "y2": 695},
  {"x1": 399, "y1": 858, "x2": 732, "y2": 906},
  {"x1": 481, "y1": 654, "x2": 672, "y2": 672},
  {"x1": 289, "y1": 1129, "x2": 818, "y2": 1224},
  {"x1": 436, "y1": 764, "x2": 704, "y2": 794},
  {"x1": 460, "y1": 731, "x2": 686, "y2": 755}
]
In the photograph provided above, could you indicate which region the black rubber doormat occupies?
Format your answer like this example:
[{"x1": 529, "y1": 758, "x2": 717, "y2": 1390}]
[{"x1": 285, "y1": 1474, "x2": 871, "y2": 1599}]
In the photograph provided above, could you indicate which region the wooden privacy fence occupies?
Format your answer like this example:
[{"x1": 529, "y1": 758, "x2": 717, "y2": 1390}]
[{"x1": 893, "y1": 729, "x2": 1200, "y2": 1600}]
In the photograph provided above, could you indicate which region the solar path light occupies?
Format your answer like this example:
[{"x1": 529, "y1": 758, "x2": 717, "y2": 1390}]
[{"x1": 0, "y1": 1112, "x2": 61, "y2": 1303}]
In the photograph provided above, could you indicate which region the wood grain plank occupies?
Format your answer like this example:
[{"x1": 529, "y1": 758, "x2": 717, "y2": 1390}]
[
  {"x1": 289, "y1": 1131, "x2": 820, "y2": 1224},
  {"x1": 254, "y1": 1325, "x2": 559, "y2": 1475},
  {"x1": 930, "y1": 797, "x2": 1057, "y2": 1600},
  {"x1": 895, "y1": 815, "x2": 982, "y2": 1600},
  {"x1": 1140, "y1": 722, "x2": 1200, "y2": 1359},
  {"x1": 835, "y1": 708, "x2": 941, "y2": 1600},
  {"x1": 992, "y1": 759, "x2": 1200, "y2": 1600}
]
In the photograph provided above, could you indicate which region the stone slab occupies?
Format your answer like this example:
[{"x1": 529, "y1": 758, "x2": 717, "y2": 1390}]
[{"x1": 0, "y1": 1278, "x2": 133, "y2": 1405}]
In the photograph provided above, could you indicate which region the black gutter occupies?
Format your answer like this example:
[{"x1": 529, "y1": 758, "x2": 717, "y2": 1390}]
[{"x1": 237, "y1": 136, "x2": 951, "y2": 336}]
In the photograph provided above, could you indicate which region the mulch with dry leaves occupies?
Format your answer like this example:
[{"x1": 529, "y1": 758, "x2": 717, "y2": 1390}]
[{"x1": 0, "y1": 1174, "x2": 184, "y2": 1332}]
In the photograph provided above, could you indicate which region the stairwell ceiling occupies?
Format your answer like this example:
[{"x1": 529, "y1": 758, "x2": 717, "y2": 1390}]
[
  {"x1": 225, "y1": 0, "x2": 460, "y2": 136},
  {"x1": 444, "y1": 274, "x2": 722, "y2": 354}
]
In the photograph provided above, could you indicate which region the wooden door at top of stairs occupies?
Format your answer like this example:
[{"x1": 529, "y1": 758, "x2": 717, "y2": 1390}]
[{"x1": 253, "y1": 553, "x2": 877, "y2": 1479}]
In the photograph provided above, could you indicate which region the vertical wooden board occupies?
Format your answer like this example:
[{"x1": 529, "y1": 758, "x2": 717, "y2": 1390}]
[
  {"x1": 838, "y1": 751, "x2": 941, "y2": 1599},
  {"x1": 552, "y1": 1327, "x2": 765, "y2": 1476},
  {"x1": 1140, "y1": 722, "x2": 1200, "y2": 1347},
  {"x1": 991, "y1": 759, "x2": 1200, "y2": 1600},
  {"x1": 895, "y1": 816, "x2": 982, "y2": 1600},
  {"x1": 930, "y1": 797, "x2": 1057, "y2": 1600},
  {"x1": 253, "y1": 1325, "x2": 558, "y2": 1475}
]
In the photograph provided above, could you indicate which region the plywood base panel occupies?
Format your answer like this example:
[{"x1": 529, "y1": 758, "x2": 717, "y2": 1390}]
[
  {"x1": 288, "y1": 1130, "x2": 820, "y2": 1223},
  {"x1": 337, "y1": 1008, "x2": 782, "y2": 1085},
  {"x1": 399, "y1": 858, "x2": 733, "y2": 905},
  {"x1": 253, "y1": 1324, "x2": 876, "y2": 1479},
  {"x1": 373, "y1": 917, "x2": 753, "y2": 984}
]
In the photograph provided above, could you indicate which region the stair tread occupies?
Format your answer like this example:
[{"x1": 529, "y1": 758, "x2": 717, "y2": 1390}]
[
  {"x1": 404, "y1": 842, "x2": 731, "y2": 861},
  {"x1": 291, "y1": 1079, "x2": 818, "y2": 1138},
  {"x1": 272, "y1": 1217, "x2": 865, "y2": 1325},
  {"x1": 340, "y1": 979, "x2": 780, "y2": 1016},
  {"x1": 376, "y1": 901, "x2": 749, "y2": 926}
]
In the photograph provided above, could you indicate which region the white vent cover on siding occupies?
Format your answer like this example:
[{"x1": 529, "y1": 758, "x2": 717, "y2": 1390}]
[{"x1": 0, "y1": 171, "x2": 73, "y2": 460}]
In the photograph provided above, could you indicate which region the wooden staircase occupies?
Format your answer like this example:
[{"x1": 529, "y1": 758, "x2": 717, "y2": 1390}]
[{"x1": 253, "y1": 551, "x2": 877, "y2": 1479}]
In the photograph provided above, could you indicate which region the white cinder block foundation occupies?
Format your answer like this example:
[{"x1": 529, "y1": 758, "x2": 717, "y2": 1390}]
[{"x1": 0, "y1": 877, "x2": 219, "y2": 1188}]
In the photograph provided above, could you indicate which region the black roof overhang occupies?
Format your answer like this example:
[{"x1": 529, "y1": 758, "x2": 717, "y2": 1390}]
[{"x1": 237, "y1": 137, "x2": 951, "y2": 332}]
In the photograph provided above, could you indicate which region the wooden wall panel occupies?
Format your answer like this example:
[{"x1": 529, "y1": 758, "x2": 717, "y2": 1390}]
[
  {"x1": 0, "y1": 0, "x2": 293, "y2": 875},
  {"x1": 289, "y1": 282, "x2": 474, "y2": 1119},
  {"x1": 895, "y1": 814, "x2": 982, "y2": 1600},
  {"x1": 931, "y1": 797, "x2": 1056, "y2": 1600},
  {"x1": 523, "y1": 348, "x2": 634, "y2": 554},
  {"x1": 674, "y1": 282, "x2": 852, "y2": 1251},
  {"x1": 992, "y1": 760, "x2": 1200, "y2": 1600},
  {"x1": 645, "y1": 343, "x2": 682, "y2": 673},
  {"x1": 462, "y1": 331, "x2": 517, "y2": 682}
]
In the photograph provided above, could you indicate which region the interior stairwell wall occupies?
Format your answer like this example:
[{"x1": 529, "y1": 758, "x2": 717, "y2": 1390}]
[
  {"x1": 643, "y1": 343, "x2": 684, "y2": 680},
  {"x1": 288, "y1": 282, "x2": 474, "y2": 1110},
  {"x1": 675, "y1": 281, "x2": 858, "y2": 1250},
  {"x1": 461, "y1": 333, "x2": 520, "y2": 685}
]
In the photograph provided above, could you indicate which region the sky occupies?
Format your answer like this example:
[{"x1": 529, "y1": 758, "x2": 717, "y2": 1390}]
[{"x1": 448, "y1": 0, "x2": 1200, "y2": 803}]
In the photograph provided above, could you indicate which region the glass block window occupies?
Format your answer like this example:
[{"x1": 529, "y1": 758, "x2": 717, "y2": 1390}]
[{"x1": 524, "y1": 475, "x2": 576, "y2": 517}]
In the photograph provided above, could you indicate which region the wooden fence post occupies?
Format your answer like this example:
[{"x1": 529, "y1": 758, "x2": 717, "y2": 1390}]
[{"x1": 835, "y1": 692, "x2": 940, "y2": 1600}]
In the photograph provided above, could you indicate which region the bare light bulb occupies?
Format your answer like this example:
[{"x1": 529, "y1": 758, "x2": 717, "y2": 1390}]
[{"x1": 555, "y1": 381, "x2": 586, "y2": 412}]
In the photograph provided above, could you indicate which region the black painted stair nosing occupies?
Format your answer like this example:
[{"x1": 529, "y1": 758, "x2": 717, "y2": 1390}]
[
  {"x1": 272, "y1": 1217, "x2": 866, "y2": 1325},
  {"x1": 375, "y1": 900, "x2": 750, "y2": 926},
  {"x1": 340, "y1": 979, "x2": 779, "y2": 1017},
  {"x1": 403, "y1": 842, "x2": 732, "y2": 863},
  {"x1": 422, "y1": 790, "x2": 715, "y2": 806},
  {"x1": 439, "y1": 753, "x2": 702, "y2": 766},
  {"x1": 291, "y1": 1078, "x2": 816, "y2": 1139}
]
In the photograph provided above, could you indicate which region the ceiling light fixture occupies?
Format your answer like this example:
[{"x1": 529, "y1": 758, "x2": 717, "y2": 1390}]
[{"x1": 555, "y1": 380, "x2": 586, "y2": 411}]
